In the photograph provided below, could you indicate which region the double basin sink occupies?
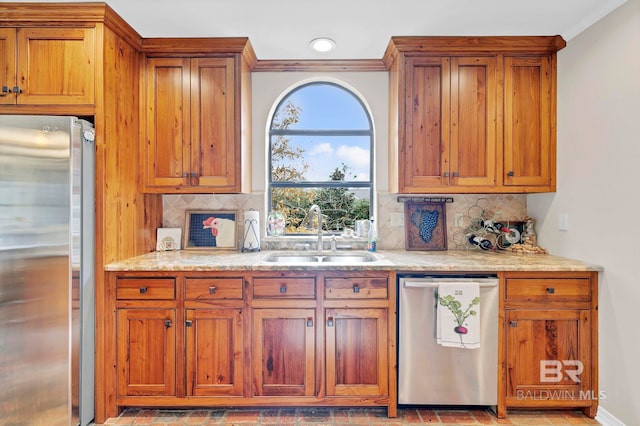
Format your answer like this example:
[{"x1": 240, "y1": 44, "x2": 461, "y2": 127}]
[{"x1": 263, "y1": 252, "x2": 378, "y2": 264}]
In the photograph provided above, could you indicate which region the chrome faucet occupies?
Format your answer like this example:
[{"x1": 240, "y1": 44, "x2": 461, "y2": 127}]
[{"x1": 308, "y1": 204, "x2": 323, "y2": 253}]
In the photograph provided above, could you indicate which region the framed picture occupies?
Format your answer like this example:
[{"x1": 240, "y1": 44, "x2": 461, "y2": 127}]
[
  {"x1": 404, "y1": 202, "x2": 447, "y2": 251},
  {"x1": 184, "y1": 210, "x2": 238, "y2": 250}
]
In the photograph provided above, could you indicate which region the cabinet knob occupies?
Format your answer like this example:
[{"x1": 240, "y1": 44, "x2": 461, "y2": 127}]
[
  {"x1": 1, "y1": 86, "x2": 10, "y2": 95},
  {"x1": 546, "y1": 287, "x2": 555, "y2": 294},
  {"x1": 280, "y1": 284, "x2": 287, "y2": 294},
  {"x1": 510, "y1": 321, "x2": 518, "y2": 327},
  {"x1": 327, "y1": 316, "x2": 334, "y2": 327},
  {"x1": 306, "y1": 317, "x2": 313, "y2": 327},
  {"x1": 182, "y1": 172, "x2": 188, "y2": 177},
  {"x1": 139, "y1": 287, "x2": 147, "y2": 294},
  {"x1": 507, "y1": 171, "x2": 515, "y2": 177},
  {"x1": 443, "y1": 171, "x2": 450, "y2": 177},
  {"x1": 352, "y1": 284, "x2": 360, "y2": 294},
  {"x1": 452, "y1": 171, "x2": 459, "y2": 177},
  {"x1": 185, "y1": 320, "x2": 193, "y2": 327},
  {"x1": 12, "y1": 86, "x2": 22, "y2": 94},
  {"x1": 164, "y1": 319, "x2": 172, "y2": 328},
  {"x1": 208, "y1": 286, "x2": 217, "y2": 294}
]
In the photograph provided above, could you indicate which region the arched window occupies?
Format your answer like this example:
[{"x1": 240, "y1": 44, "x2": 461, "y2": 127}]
[{"x1": 268, "y1": 81, "x2": 373, "y2": 234}]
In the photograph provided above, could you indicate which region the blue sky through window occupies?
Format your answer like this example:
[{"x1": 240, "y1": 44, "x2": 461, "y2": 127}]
[{"x1": 272, "y1": 82, "x2": 372, "y2": 183}]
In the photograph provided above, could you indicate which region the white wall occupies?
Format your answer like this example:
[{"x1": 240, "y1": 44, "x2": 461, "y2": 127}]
[{"x1": 528, "y1": 0, "x2": 640, "y2": 422}]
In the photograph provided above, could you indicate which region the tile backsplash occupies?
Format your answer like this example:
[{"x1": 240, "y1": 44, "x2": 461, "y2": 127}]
[{"x1": 162, "y1": 193, "x2": 527, "y2": 251}]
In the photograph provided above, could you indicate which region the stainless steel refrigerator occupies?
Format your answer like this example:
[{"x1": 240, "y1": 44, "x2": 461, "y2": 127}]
[{"x1": 0, "y1": 115, "x2": 95, "y2": 426}]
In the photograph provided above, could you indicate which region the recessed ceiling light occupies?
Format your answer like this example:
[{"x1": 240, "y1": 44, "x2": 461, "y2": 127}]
[{"x1": 309, "y1": 37, "x2": 336, "y2": 53}]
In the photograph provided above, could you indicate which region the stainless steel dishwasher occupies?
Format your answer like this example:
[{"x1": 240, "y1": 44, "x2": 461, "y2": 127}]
[{"x1": 397, "y1": 274, "x2": 498, "y2": 406}]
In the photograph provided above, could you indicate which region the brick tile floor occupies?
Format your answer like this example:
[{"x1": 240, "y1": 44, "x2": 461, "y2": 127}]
[{"x1": 99, "y1": 407, "x2": 600, "y2": 425}]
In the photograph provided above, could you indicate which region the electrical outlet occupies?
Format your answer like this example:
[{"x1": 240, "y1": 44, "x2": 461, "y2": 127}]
[{"x1": 558, "y1": 213, "x2": 569, "y2": 231}]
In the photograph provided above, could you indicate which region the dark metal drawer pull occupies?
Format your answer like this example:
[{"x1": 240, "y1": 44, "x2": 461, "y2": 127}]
[
  {"x1": 510, "y1": 321, "x2": 518, "y2": 327},
  {"x1": 185, "y1": 320, "x2": 193, "y2": 327},
  {"x1": 164, "y1": 319, "x2": 172, "y2": 328},
  {"x1": 139, "y1": 287, "x2": 147, "y2": 294},
  {"x1": 546, "y1": 287, "x2": 555, "y2": 294},
  {"x1": 208, "y1": 286, "x2": 216, "y2": 294},
  {"x1": 280, "y1": 284, "x2": 287, "y2": 294},
  {"x1": 352, "y1": 284, "x2": 360, "y2": 294}
]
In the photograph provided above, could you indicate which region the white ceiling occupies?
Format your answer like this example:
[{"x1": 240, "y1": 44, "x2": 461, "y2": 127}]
[{"x1": 5, "y1": 0, "x2": 628, "y2": 59}]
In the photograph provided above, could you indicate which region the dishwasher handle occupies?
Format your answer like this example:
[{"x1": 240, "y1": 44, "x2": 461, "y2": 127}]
[{"x1": 402, "y1": 280, "x2": 498, "y2": 289}]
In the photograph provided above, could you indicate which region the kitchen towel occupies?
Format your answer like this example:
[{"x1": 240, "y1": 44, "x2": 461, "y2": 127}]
[
  {"x1": 242, "y1": 210, "x2": 260, "y2": 251},
  {"x1": 436, "y1": 282, "x2": 481, "y2": 349}
]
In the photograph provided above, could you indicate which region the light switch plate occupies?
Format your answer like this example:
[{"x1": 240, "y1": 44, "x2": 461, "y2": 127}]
[{"x1": 558, "y1": 213, "x2": 569, "y2": 231}]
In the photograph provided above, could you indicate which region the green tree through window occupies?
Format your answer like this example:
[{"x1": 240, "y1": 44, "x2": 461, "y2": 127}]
[{"x1": 268, "y1": 82, "x2": 373, "y2": 234}]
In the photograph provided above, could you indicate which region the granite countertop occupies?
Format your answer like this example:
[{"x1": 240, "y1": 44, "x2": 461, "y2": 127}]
[{"x1": 105, "y1": 249, "x2": 602, "y2": 272}]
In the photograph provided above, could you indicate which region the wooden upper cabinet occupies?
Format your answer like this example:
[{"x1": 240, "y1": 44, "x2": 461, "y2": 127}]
[
  {"x1": 398, "y1": 55, "x2": 497, "y2": 193},
  {"x1": 385, "y1": 36, "x2": 565, "y2": 194},
  {"x1": 0, "y1": 27, "x2": 95, "y2": 105},
  {"x1": 144, "y1": 53, "x2": 248, "y2": 193},
  {"x1": 451, "y1": 57, "x2": 497, "y2": 188},
  {"x1": 191, "y1": 58, "x2": 237, "y2": 188},
  {"x1": 145, "y1": 57, "x2": 191, "y2": 188},
  {"x1": 0, "y1": 28, "x2": 17, "y2": 104},
  {"x1": 503, "y1": 56, "x2": 554, "y2": 190}
]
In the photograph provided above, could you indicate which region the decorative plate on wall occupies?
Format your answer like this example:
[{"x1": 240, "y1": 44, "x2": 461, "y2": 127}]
[{"x1": 404, "y1": 201, "x2": 447, "y2": 251}]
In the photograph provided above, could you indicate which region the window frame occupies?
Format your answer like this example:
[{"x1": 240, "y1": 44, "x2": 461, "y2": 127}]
[{"x1": 267, "y1": 81, "x2": 374, "y2": 233}]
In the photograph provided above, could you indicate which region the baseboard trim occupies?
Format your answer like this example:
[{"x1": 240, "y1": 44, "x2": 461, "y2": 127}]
[{"x1": 595, "y1": 406, "x2": 626, "y2": 426}]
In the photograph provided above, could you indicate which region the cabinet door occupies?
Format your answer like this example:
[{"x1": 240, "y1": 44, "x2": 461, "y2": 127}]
[
  {"x1": 145, "y1": 57, "x2": 191, "y2": 188},
  {"x1": 16, "y1": 27, "x2": 95, "y2": 105},
  {"x1": 505, "y1": 309, "x2": 592, "y2": 401},
  {"x1": 185, "y1": 308, "x2": 244, "y2": 396},
  {"x1": 252, "y1": 308, "x2": 315, "y2": 396},
  {"x1": 503, "y1": 56, "x2": 553, "y2": 188},
  {"x1": 0, "y1": 28, "x2": 16, "y2": 105},
  {"x1": 116, "y1": 308, "x2": 176, "y2": 396},
  {"x1": 450, "y1": 57, "x2": 497, "y2": 187},
  {"x1": 402, "y1": 56, "x2": 450, "y2": 191},
  {"x1": 190, "y1": 57, "x2": 238, "y2": 190},
  {"x1": 325, "y1": 308, "x2": 388, "y2": 397}
]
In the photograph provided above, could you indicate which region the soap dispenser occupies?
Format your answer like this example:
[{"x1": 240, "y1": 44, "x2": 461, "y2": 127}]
[{"x1": 367, "y1": 218, "x2": 377, "y2": 252}]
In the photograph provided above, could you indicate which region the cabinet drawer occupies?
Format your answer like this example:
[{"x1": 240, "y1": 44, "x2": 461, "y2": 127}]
[
  {"x1": 185, "y1": 277, "x2": 244, "y2": 300},
  {"x1": 325, "y1": 277, "x2": 388, "y2": 299},
  {"x1": 252, "y1": 277, "x2": 316, "y2": 299},
  {"x1": 116, "y1": 278, "x2": 176, "y2": 300},
  {"x1": 505, "y1": 278, "x2": 591, "y2": 302}
]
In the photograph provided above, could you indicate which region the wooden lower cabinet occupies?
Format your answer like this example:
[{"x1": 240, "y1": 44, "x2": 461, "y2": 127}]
[
  {"x1": 252, "y1": 308, "x2": 316, "y2": 396},
  {"x1": 498, "y1": 271, "x2": 598, "y2": 418},
  {"x1": 325, "y1": 308, "x2": 388, "y2": 397},
  {"x1": 104, "y1": 270, "x2": 397, "y2": 421},
  {"x1": 185, "y1": 308, "x2": 244, "y2": 396},
  {"x1": 116, "y1": 308, "x2": 176, "y2": 397}
]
